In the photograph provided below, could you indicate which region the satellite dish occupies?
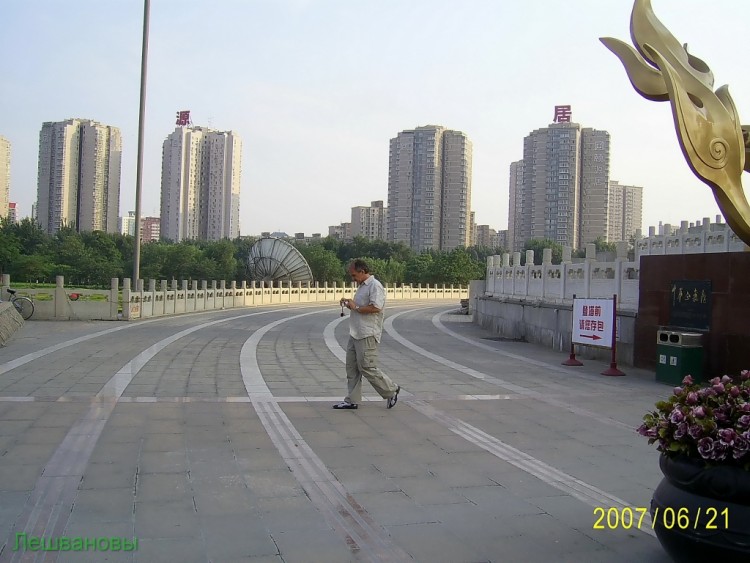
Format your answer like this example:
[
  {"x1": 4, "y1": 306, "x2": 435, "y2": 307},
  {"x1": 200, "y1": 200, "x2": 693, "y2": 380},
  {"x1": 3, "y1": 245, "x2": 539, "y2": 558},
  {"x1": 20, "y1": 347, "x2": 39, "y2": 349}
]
[{"x1": 247, "y1": 237, "x2": 313, "y2": 285}]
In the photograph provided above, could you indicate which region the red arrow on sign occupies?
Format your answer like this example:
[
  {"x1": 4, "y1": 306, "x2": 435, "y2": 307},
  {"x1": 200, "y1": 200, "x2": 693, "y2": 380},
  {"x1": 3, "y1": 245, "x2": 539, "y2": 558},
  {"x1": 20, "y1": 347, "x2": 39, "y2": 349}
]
[{"x1": 580, "y1": 334, "x2": 602, "y2": 340}]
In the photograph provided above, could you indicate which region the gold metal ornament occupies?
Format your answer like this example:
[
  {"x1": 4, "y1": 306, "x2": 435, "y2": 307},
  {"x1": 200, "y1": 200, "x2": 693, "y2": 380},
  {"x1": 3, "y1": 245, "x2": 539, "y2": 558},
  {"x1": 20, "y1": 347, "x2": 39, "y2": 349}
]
[{"x1": 600, "y1": 0, "x2": 750, "y2": 245}]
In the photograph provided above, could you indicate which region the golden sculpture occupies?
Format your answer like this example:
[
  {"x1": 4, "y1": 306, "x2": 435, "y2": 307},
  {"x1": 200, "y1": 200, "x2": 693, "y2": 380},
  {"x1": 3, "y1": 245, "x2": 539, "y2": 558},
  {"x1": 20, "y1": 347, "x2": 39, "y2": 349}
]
[{"x1": 600, "y1": 0, "x2": 750, "y2": 246}]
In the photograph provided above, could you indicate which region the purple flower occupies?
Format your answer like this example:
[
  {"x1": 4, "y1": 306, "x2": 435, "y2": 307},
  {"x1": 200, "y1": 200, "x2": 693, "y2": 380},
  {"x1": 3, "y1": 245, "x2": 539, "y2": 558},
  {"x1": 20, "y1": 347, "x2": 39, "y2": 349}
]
[
  {"x1": 692, "y1": 406, "x2": 706, "y2": 419},
  {"x1": 688, "y1": 424, "x2": 703, "y2": 439},
  {"x1": 741, "y1": 403, "x2": 750, "y2": 413},
  {"x1": 733, "y1": 434, "x2": 750, "y2": 460},
  {"x1": 686, "y1": 392, "x2": 699, "y2": 405},
  {"x1": 738, "y1": 415, "x2": 750, "y2": 430},
  {"x1": 682, "y1": 375, "x2": 695, "y2": 386},
  {"x1": 709, "y1": 377, "x2": 721, "y2": 386},
  {"x1": 730, "y1": 386, "x2": 741, "y2": 398},
  {"x1": 719, "y1": 428, "x2": 736, "y2": 445},
  {"x1": 697, "y1": 437, "x2": 715, "y2": 459},
  {"x1": 722, "y1": 375, "x2": 732, "y2": 384},
  {"x1": 713, "y1": 383, "x2": 725, "y2": 394},
  {"x1": 674, "y1": 423, "x2": 688, "y2": 440},
  {"x1": 740, "y1": 370, "x2": 750, "y2": 381},
  {"x1": 711, "y1": 442, "x2": 729, "y2": 462},
  {"x1": 669, "y1": 409, "x2": 685, "y2": 424}
]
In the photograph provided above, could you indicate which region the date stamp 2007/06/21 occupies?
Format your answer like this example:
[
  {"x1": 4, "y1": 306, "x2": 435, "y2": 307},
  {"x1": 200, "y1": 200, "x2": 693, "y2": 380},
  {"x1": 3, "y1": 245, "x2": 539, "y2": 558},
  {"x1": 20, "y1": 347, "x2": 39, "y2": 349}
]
[{"x1": 593, "y1": 506, "x2": 729, "y2": 531}]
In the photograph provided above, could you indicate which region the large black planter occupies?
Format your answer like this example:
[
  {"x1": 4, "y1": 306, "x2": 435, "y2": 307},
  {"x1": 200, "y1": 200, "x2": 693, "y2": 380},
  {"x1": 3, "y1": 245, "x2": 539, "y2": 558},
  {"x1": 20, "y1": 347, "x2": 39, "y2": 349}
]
[{"x1": 651, "y1": 455, "x2": 750, "y2": 562}]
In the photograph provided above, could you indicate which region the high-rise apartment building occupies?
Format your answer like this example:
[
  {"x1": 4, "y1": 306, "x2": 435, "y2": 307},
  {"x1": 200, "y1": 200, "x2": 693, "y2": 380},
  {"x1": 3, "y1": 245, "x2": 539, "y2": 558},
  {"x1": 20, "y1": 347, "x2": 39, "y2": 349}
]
[
  {"x1": 579, "y1": 129, "x2": 611, "y2": 245},
  {"x1": 608, "y1": 180, "x2": 644, "y2": 242},
  {"x1": 36, "y1": 119, "x2": 121, "y2": 234},
  {"x1": 160, "y1": 126, "x2": 242, "y2": 242},
  {"x1": 508, "y1": 109, "x2": 610, "y2": 251},
  {"x1": 508, "y1": 160, "x2": 523, "y2": 251},
  {"x1": 0, "y1": 136, "x2": 10, "y2": 220},
  {"x1": 388, "y1": 125, "x2": 472, "y2": 252},
  {"x1": 351, "y1": 200, "x2": 388, "y2": 241}
]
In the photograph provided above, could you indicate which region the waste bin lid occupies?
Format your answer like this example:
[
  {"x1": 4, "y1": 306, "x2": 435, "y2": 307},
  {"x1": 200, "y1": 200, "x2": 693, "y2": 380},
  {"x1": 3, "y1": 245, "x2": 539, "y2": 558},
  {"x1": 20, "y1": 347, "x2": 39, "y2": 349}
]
[{"x1": 656, "y1": 330, "x2": 703, "y2": 346}]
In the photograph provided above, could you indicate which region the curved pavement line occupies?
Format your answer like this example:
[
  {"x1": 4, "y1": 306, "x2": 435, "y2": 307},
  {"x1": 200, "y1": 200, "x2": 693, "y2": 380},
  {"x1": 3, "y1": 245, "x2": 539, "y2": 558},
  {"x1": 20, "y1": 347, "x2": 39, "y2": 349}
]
[
  {"x1": 0, "y1": 303, "x2": 313, "y2": 377},
  {"x1": 0, "y1": 308, "x2": 291, "y2": 562},
  {"x1": 324, "y1": 308, "x2": 654, "y2": 538},
  {"x1": 384, "y1": 309, "x2": 632, "y2": 431},
  {"x1": 240, "y1": 311, "x2": 412, "y2": 562}
]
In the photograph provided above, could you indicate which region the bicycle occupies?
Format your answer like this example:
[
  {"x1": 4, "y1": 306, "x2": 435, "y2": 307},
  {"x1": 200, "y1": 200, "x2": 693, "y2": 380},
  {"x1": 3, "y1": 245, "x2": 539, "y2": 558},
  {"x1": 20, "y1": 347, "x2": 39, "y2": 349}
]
[{"x1": 6, "y1": 288, "x2": 34, "y2": 320}]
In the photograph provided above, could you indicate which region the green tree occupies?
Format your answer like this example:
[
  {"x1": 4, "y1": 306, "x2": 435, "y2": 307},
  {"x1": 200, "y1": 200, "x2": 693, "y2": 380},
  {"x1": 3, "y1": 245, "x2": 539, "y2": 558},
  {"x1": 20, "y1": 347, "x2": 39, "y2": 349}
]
[
  {"x1": 523, "y1": 238, "x2": 563, "y2": 265},
  {"x1": 0, "y1": 230, "x2": 21, "y2": 277},
  {"x1": 204, "y1": 240, "x2": 237, "y2": 281},
  {"x1": 404, "y1": 253, "x2": 435, "y2": 285},
  {"x1": 357, "y1": 257, "x2": 406, "y2": 285},
  {"x1": 298, "y1": 244, "x2": 345, "y2": 284},
  {"x1": 593, "y1": 236, "x2": 617, "y2": 254},
  {"x1": 431, "y1": 248, "x2": 485, "y2": 285},
  {"x1": 163, "y1": 243, "x2": 201, "y2": 281},
  {"x1": 140, "y1": 242, "x2": 169, "y2": 281}
]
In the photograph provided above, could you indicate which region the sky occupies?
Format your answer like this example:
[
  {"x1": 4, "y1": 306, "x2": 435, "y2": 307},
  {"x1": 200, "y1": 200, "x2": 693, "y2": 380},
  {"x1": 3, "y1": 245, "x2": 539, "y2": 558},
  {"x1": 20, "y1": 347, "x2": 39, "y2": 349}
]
[{"x1": 1, "y1": 0, "x2": 748, "y2": 238}]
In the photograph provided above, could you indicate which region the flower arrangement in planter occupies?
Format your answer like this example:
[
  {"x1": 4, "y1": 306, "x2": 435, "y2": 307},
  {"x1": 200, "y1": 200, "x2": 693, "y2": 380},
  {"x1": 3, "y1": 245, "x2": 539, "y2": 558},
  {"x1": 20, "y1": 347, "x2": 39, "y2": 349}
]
[
  {"x1": 638, "y1": 372, "x2": 750, "y2": 562},
  {"x1": 638, "y1": 372, "x2": 750, "y2": 468}
]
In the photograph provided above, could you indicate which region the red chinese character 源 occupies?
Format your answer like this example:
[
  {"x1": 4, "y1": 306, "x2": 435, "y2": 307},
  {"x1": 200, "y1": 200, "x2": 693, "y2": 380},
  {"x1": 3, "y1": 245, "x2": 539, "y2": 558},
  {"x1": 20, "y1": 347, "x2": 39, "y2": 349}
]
[{"x1": 175, "y1": 110, "x2": 191, "y2": 126}]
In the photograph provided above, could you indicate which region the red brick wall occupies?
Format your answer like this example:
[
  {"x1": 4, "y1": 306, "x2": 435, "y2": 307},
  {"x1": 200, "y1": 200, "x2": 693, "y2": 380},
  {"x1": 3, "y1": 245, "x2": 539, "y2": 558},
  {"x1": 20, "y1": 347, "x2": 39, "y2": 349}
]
[{"x1": 635, "y1": 253, "x2": 750, "y2": 377}]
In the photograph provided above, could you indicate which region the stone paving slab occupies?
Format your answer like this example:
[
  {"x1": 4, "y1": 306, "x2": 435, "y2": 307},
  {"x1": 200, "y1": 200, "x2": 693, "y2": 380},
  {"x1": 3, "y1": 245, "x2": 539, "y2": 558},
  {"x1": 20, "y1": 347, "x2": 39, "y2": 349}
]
[{"x1": 0, "y1": 303, "x2": 676, "y2": 562}]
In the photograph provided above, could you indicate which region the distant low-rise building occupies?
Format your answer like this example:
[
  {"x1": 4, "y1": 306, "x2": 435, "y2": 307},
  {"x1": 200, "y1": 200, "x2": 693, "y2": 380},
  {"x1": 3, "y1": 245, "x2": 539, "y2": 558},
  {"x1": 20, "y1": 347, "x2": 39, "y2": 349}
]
[
  {"x1": 351, "y1": 201, "x2": 387, "y2": 241},
  {"x1": 141, "y1": 217, "x2": 160, "y2": 243},
  {"x1": 328, "y1": 222, "x2": 352, "y2": 241}
]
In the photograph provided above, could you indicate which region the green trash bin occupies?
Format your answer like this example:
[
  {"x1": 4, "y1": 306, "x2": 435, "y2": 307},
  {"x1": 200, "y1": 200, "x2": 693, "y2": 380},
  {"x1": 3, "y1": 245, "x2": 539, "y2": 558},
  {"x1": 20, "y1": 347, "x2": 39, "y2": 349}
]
[{"x1": 655, "y1": 330, "x2": 704, "y2": 385}]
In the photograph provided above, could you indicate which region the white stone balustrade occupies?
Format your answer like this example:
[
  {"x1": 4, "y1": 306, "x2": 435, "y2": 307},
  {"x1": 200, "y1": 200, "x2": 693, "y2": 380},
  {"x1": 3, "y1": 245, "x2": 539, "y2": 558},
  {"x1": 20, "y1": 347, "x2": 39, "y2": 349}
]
[
  {"x1": 0, "y1": 274, "x2": 468, "y2": 321},
  {"x1": 483, "y1": 252, "x2": 639, "y2": 311}
]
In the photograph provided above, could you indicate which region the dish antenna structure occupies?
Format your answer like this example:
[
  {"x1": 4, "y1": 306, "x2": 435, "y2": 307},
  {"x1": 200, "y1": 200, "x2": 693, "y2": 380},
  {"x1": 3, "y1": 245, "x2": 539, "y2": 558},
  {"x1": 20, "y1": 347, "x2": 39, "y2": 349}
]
[{"x1": 247, "y1": 237, "x2": 314, "y2": 285}]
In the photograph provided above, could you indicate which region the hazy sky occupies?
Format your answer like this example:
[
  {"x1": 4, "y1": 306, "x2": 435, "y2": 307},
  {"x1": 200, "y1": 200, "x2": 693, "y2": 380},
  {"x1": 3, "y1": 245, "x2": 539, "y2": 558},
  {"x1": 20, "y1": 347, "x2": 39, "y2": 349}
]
[{"x1": 2, "y1": 0, "x2": 748, "y2": 237}]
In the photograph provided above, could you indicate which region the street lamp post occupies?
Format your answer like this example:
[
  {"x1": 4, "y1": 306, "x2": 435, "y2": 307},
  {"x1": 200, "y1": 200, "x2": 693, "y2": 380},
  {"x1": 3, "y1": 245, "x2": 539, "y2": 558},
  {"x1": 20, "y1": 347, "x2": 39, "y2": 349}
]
[{"x1": 132, "y1": 0, "x2": 150, "y2": 283}]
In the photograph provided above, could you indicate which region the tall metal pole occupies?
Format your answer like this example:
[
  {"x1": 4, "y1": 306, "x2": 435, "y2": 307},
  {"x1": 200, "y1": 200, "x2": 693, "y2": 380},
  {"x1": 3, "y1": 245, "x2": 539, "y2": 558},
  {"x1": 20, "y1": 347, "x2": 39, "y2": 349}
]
[{"x1": 132, "y1": 0, "x2": 150, "y2": 284}]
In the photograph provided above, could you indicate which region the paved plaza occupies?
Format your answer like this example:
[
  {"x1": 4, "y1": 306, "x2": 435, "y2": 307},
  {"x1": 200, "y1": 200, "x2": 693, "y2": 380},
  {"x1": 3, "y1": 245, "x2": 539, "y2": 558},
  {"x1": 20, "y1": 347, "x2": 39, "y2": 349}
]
[{"x1": 0, "y1": 301, "x2": 674, "y2": 562}]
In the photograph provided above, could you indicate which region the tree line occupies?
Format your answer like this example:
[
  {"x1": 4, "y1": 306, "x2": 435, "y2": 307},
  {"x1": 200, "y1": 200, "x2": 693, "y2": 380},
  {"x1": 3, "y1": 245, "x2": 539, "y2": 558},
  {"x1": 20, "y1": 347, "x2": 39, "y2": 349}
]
[{"x1": 0, "y1": 218, "x2": 498, "y2": 288}]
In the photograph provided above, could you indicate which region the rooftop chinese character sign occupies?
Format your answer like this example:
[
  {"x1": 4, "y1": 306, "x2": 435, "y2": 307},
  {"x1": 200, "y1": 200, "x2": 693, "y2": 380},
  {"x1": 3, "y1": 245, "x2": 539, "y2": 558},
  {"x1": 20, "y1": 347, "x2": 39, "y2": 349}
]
[
  {"x1": 175, "y1": 110, "x2": 191, "y2": 126},
  {"x1": 553, "y1": 105, "x2": 572, "y2": 123}
]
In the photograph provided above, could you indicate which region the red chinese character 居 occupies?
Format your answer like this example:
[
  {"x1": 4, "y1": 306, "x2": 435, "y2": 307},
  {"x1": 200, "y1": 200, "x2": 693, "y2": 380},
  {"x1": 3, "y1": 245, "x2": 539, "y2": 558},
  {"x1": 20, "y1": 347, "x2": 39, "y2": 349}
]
[{"x1": 553, "y1": 105, "x2": 572, "y2": 123}]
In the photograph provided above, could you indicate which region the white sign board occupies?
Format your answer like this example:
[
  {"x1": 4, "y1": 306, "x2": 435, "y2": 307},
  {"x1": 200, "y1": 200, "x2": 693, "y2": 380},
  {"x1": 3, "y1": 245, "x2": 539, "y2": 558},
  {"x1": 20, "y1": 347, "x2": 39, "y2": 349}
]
[{"x1": 572, "y1": 298, "x2": 614, "y2": 349}]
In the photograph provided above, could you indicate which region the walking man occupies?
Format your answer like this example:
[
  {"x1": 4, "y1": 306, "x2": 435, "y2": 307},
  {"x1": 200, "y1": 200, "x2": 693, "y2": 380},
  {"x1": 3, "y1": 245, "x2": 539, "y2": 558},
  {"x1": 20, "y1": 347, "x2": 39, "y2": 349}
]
[{"x1": 333, "y1": 259, "x2": 400, "y2": 410}]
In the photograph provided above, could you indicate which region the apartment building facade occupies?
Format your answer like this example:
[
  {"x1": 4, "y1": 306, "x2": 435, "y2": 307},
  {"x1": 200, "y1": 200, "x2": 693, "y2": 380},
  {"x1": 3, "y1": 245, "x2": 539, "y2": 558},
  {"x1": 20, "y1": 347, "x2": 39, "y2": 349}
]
[
  {"x1": 160, "y1": 126, "x2": 242, "y2": 242},
  {"x1": 387, "y1": 125, "x2": 472, "y2": 252},
  {"x1": 36, "y1": 119, "x2": 122, "y2": 234}
]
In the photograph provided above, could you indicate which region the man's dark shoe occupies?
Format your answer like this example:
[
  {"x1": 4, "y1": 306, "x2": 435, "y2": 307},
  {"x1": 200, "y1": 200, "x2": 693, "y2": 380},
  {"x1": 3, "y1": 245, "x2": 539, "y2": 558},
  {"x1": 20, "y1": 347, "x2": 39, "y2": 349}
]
[
  {"x1": 333, "y1": 401, "x2": 358, "y2": 410},
  {"x1": 387, "y1": 386, "x2": 400, "y2": 409}
]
